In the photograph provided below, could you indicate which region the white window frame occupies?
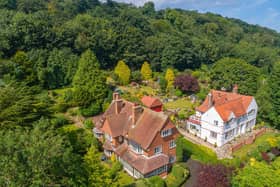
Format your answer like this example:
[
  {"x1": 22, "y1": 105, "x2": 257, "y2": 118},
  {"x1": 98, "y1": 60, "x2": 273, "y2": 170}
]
[
  {"x1": 210, "y1": 131, "x2": 217, "y2": 139},
  {"x1": 105, "y1": 133, "x2": 112, "y2": 141},
  {"x1": 154, "y1": 145, "x2": 162, "y2": 155},
  {"x1": 161, "y1": 129, "x2": 172, "y2": 137},
  {"x1": 169, "y1": 139, "x2": 176, "y2": 149},
  {"x1": 169, "y1": 156, "x2": 176, "y2": 163}
]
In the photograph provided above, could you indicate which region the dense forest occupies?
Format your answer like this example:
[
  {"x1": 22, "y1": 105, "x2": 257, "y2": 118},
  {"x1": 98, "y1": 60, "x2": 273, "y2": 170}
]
[{"x1": 1, "y1": 0, "x2": 280, "y2": 186}]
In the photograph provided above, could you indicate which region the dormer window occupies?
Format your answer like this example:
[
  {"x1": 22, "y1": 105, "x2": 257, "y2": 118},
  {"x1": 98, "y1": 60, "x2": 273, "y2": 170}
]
[
  {"x1": 129, "y1": 140, "x2": 143, "y2": 154},
  {"x1": 161, "y1": 129, "x2": 172, "y2": 137},
  {"x1": 248, "y1": 109, "x2": 255, "y2": 116}
]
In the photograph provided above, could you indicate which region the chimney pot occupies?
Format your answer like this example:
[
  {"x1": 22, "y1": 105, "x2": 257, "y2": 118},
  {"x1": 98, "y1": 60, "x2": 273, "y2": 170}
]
[
  {"x1": 232, "y1": 84, "x2": 238, "y2": 94},
  {"x1": 208, "y1": 93, "x2": 213, "y2": 108}
]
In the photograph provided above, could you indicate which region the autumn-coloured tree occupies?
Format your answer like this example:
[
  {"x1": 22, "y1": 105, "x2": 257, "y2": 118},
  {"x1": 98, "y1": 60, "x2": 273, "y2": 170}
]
[
  {"x1": 141, "y1": 61, "x2": 152, "y2": 80},
  {"x1": 114, "y1": 60, "x2": 131, "y2": 85},
  {"x1": 174, "y1": 74, "x2": 199, "y2": 93},
  {"x1": 195, "y1": 164, "x2": 232, "y2": 187},
  {"x1": 165, "y1": 68, "x2": 175, "y2": 90}
]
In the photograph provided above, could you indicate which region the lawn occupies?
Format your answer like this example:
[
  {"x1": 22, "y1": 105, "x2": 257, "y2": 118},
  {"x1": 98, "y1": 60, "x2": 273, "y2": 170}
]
[
  {"x1": 233, "y1": 132, "x2": 280, "y2": 161},
  {"x1": 118, "y1": 85, "x2": 158, "y2": 96},
  {"x1": 177, "y1": 136, "x2": 218, "y2": 164},
  {"x1": 164, "y1": 98, "x2": 199, "y2": 117}
]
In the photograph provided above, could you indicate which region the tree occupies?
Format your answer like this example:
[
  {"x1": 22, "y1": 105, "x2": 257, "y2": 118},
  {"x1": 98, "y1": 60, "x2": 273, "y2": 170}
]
[
  {"x1": 174, "y1": 74, "x2": 199, "y2": 93},
  {"x1": 141, "y1": 61, "x2": 152, "y2": 80},
  {"x1": 73, "y1": 50, "x2": 108, "y2": 107},
  {"x1": 210, "y1": 58, "x2": 260, "y2": 95},
  {"x1": 232, "y1": 158, "x2": 280, "y2": 187},
  {"x1": 0, "y1": 119, "x2": 87, "y2": 186},
  {"x1": 269, "y1": 61, "x2": 280, "y2": 129},
  {"x1": 84, "y1": 145, "x2": 112, "y2": 186},
  {"x1": 165, "y1": 68, "x2": 175, "y2": 90},
  {"x1": 114, "y1": 60, "x2": 131, "y2": 85},
  {"x1": 195, "y1": 164, "x2": 232, "y2": 187},
  {"x1": 0, "y1": 82, "x2": 51, "y2": 127}
]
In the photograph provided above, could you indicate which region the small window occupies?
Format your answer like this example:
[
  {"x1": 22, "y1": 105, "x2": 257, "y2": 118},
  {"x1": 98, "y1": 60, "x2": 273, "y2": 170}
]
[
  {"x1": 161, "y1": 129, "x2": 172, "y2": 137},
  {"x1": 248, "y1": 109, "x2": 255, "y2": 116},
  {"x1": 169, "y1": 139, "x2": 176, "y2": 149},
  {"x1": 214, "y1": 120, "x2": 218, "y2": 126},
  {"x1": 154, "y1": 145, "x2": 162, "y2": 155},
  {"x1": 210, "y1": 131, "x2": 217, "y2": 139},
  {"x1": 169, "y1": 156, "x2": 176, "y2": 163}
]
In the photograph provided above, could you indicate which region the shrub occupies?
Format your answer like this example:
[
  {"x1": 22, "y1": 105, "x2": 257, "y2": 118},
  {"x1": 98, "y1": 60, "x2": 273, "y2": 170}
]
[
  {"x1": 175, "y1": 89, "x2": 183, "y2": 97},
  {"x1": 84, "y1": 119, "x2": 94, "y2": 129},
  {"x1": 196, "y1": 164, "x2": 232, "y2": 187},
  {"x1": 165, "y1": 164, "x2": 189, "y2": 187},
  {"x1": 257, "y1": 141, "x2": 271, "y2": 153},
  {"x1": 80, "y1": 102, "x2": 101, "y2": 117},
  {"x1": 51, "y1": 114, "x2": 70, "y2": 128},
  {"x1": 174, "y1": 74, "x2": 199, "y2": 93},
  {"x1": 131, "y1": 70, "x2": 142, "y2": 83}
]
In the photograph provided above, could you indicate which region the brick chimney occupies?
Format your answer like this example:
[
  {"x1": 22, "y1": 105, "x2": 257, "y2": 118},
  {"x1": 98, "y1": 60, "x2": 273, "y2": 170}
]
[
  {"x1": 132, "y1": 103, "x2": 143, "y2": 125},
  {"x1": 232, "y1": 84, "x2": 238, "y2": 94},
  {"x1": 113, "y1": 92, "x2": 122, "y2": 114},
  {"x1": 208, "y1": 93, "x2": 213, "y2": 108}
]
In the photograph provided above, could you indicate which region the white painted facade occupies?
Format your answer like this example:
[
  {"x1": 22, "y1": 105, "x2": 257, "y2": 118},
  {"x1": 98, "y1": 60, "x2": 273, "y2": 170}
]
[{"x1": 187, "y1": 98, "x2": 258, "y2": 147}]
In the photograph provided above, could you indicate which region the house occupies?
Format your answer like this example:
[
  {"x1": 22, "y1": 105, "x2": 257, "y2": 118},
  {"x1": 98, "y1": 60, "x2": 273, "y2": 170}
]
[
  {"x1": 93, "y1": 93, "x2": 179, "y2": 178},
  {"x1": 186, "y1": 85, "x2": 258, "y2": 147},
  {"x1": 141, "y1": 96, "x2": 163, "y2": 112}
]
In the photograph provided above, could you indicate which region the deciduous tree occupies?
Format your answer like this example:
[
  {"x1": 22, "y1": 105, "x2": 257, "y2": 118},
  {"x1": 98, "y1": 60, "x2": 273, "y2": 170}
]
[
  {"x1": 141, "y1": 61, "x2": 152, "y2": 80},
  {"x1": 114, "y1": 60, "x2": 131, "y2": 85},
  {"x1": 174, "y1": 74, "x2": 199, "y2": 93},
  {"x1": 165, "y1": 68, "x2": 175, "y2": 90}
]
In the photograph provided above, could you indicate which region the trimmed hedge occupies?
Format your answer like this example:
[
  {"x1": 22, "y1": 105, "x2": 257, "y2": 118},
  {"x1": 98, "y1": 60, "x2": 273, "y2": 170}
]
[{"x1": 165, "y1": 164, "x2": 189, "y2": 187}]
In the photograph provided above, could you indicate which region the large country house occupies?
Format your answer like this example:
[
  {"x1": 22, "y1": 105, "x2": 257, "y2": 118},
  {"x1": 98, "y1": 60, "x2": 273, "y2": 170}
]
[
  {"x1": 93, "y1": 93, "x2": 179, "y2": 178},
  {"x1": 187, "y1": 85, "x2": 258, "y2": 147}
]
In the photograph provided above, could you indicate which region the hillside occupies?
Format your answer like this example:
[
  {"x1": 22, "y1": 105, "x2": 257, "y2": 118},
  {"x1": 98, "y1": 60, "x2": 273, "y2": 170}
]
[
  {"x1": 0, "y1": 1, "x2": 280, "y2": 186},
  {"x1": 0, "y1": 0, "x2": 280, "y2": 73}
]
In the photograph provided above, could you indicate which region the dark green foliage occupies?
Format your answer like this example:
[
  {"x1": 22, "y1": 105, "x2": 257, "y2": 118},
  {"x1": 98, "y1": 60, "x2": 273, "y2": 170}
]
[
  {"x1": 80, "y1": 102, "x2": 102, "y2": 117},
  {"x1": 131, "y1": 70, "x2": 142, "y2": 83},
  {"x1": 165, "y1": 164, "x2": 189, "y2": 187},
  {"x1": 0, "y1": 119, "x2": 87, "y2": 186},
  {"x1": 60, "y1": 125, "x2": 100, "y2": 154},
  {"x1": 210, "y1": 58, "x2": 260, "y2": 95},
  {"x1": 84, "y1": 119, "x2": 94, "y2": 129},
  {"x1": 269, "y1": 62, "x2": 280, "y2": 129},
  {"x1": 73, "y1": 50, "x2": 108, "y2": 107},
  {"x1": 0, "y1": 82, "x2": 51, "y2": 127}
]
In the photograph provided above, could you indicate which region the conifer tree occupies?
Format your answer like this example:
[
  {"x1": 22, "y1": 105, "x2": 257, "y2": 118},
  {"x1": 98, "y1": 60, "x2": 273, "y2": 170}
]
[
  {"x1": 114, "y1": 60, "x2": 130, "y2": 85},
  {"x1": 140, "y1": 61, "x2": 152, "y2": 80},
  {"x1": 73, "y1": 49, "x2": 108, "y2": 106},
  {"x1": 269, "y1": 61, "x2": 280, "y2": 129},
  {"x1": 165, "y1": 68, "x2": 175, "y2": 90}
]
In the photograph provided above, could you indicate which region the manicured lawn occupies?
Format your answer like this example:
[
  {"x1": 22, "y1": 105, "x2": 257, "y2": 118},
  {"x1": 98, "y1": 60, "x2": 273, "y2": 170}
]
[
  {"x1": 233, "y1": 132, "x2": 279, "y2": 161},
  {"x1": 177, "y1": 137, "x2": 218, "y2": 164},
  {"x1": 119, "y1": 85, "x2": 157, "y2": 96},
  {"x1": 164, "y1": 98, "x2": 198, "y2": 116}
]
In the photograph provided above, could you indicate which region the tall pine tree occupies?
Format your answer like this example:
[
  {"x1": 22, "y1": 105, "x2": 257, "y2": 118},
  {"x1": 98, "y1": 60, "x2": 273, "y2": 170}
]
[
  {"x1": 269, "y1": 61, "x2": 280, "y2": 129},
  {"x1": 73, "y1": 50, "x2": 108, "y2": 107}
]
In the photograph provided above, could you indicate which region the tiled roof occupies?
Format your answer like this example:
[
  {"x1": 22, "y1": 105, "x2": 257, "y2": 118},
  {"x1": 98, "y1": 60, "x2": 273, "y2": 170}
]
[
  {"x1": 115, "y1": 143, "x2": 169, "y2": 174},
  {"x1": 103, "y1": 140, "x2": 114, "y2": 151},
  {"x1": 101, "y1": 98, "x2": 170, "y2": 150},
  {"x1": 141, "y1": 96, "x2": 162, "y2": 108},
  {"x1": 102, "y1": 113, "x2": 132, "y2": 138},
  {"x1": 128, "y1": 108, "x2": 168, "y2": 149},
  {"x1": 197, "y1": 90, "x2": 253, "y2": 122}
]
